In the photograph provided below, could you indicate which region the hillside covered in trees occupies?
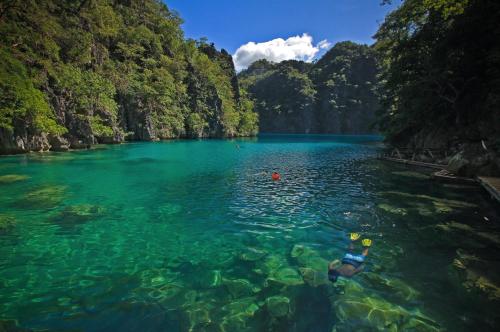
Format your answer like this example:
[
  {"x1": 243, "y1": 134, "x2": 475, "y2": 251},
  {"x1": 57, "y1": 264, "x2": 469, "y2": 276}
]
[
  {"x1": 238, "y1": 42, "x2": 379, "y2": 134},
  {"x1": 0, "y1": 0, "x2": 258, "y2": 154},
  {"x1": 375, "y1": 0, "x2": 500, "y2": 176}
]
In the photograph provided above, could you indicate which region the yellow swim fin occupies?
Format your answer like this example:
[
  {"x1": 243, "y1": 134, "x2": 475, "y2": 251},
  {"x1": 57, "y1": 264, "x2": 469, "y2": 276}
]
[
  {"x1": 362, "y1": 238, "x2": 372, "y2": 247},
  {"x1": 350, "y1": 233, "x2": 361, "y2": 241}
]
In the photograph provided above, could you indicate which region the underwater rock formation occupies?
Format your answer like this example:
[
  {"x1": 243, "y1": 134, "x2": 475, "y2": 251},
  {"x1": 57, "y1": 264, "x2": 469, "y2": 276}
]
[
  {"x1": 223, "y1": 278, "x2": 260, "y2": 299},
  {"x1": 377, "y1": 203, "x2": 408, "y2": 216},
  {"x1": 333, "y1": 282, "x2": 440, "y2": 331},
  {"x1": 23, "y1": 185, "x2": 67, "y2": 209},
  {"x1": 391, "y1": 171, "x2": 430, "y2": 180},
  {"x1": 0, "y1": 214, "x2": 16, "y2": 234},
  {"x1": 220, "y1": 297, "x2": 260, "y2": 331},
  {"x1": 449, "y1": 249, "x2": 500, "y2": 301},
  {"x1": 0, "y1": 174, "x2": 29, "y2": 184},
  {"x1": 265, "y1": 296, "x2": 291, "y2": 318},
  {"x1": 266, "y1": 267, "x2": 304, "y2": 287},
  {"x1": 360, "y1": 272, "x2": 420, "y2": 303},
  {"x1": 239, "y1": 248, "x2": 267, "y2": 262},
  {"x1": 55, "y1": 204, "x2": 105, "y2": 224},
  {"x1": 290, "y1": 244, "x2": 330, "y2": 272},
  {"x1": 299, "y1": 267, "x2": 329, "y2": 287}
]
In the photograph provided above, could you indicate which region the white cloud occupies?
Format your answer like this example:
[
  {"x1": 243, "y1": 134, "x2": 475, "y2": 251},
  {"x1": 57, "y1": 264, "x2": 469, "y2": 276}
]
[
  {"x1": 317, "y1": 39, "x2": 332, "y2": 50},
  {"x1": 233, "y1": 33, "x2": 331, "y2": 72}
]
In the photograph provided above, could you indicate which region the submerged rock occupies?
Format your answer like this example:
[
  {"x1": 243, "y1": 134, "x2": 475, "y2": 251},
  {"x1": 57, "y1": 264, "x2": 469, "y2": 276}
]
[
  {"x1": 56, "y1": 204, "x2": 105, "y2": 223},
  {"x1": 290, "y1": 244, "x2": 329, "y2": 271},
  {"x1": 0, "y1": 214, "x2": 16, "y2": 234},
  {"x1": 436, "y1": 222, "x2": 500, "y2": 246},
  {"x1": 381, "y1": 191, "x2": 477, "y2": 209},
  {"x1": 333, "y1": 283, "x2": 440, "y2": 331},
  {"x1": 266, "y1": 296, "x2": 291, "y2": 318},
  {"x1": 450, "y1": 249, "x2": 500, "y2": 301},
  {"x1": 400, "y1": 316, "x2": 441, "y2": 332},
  {"x1": 220, "y1": 296, "x2": 260, "y2": 330},
  {"x1": 184, "y1": 301, "x2": 214, "y2": 330},
  {"x1": 257, "y1": 254, "x2": 287, "y2": 275},
  {"x1": 377, "y1": 203, "x2": 407, "y2": 216},
  {"x1": 223, "y1": 278, "x2": 260, "y2": 298},
  {"x1": 191, "y1": 269, "x2": 222, "y2": 289},
  {"x1": 334, "y1": 296, "x2": 408, "y2": 330},
  {"x1": 299, "y1": 267, "x2": 328, "y2": 287},
  {"x1": 0, "y1": 174, "x2": 29, "y2": 184},
  {"x1": 23, "y1": 185, "x2": 67, "y2": 208},
  {"x1": 239, "y1": 247, "x2": 267, "y2": 262},
  {"x1": 361, "y1": 272, "x2": 420, "y2": 302},
  {"x1": 266, "y1": 267, "x2": 304, "y2": 287},
  {"x1": 391, "y1": 171, "x2": 430, "y2": 180}
]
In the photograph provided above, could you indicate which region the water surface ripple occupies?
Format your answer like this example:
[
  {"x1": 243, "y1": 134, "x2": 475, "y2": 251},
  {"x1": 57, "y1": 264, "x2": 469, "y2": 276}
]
[{"x1": 0, "y1": 135, "x2": 499, "y2": 331}]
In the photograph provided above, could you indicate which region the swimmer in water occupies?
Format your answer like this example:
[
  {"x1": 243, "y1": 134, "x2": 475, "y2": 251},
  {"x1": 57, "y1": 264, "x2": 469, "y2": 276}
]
[{"x1": 328, "y1": 233, "x2": 372, "y2": 283}]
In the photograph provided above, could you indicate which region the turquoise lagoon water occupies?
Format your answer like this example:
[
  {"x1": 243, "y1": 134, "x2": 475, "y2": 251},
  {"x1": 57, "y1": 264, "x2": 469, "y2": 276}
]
[{"x1": 0, "y1": 135, "x2": 499, "y2": 331}]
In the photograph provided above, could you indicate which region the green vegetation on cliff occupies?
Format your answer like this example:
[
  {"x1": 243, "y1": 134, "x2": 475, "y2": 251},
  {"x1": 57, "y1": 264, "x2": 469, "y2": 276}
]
[
  {"x1": 0, "y1": 0, "x2": 257, "y2": 153},
  {"x1": 375, "y1": 0, "x2": 500, "y2": 175},
  {"x1": 239, "y1": 42, "x2": 379, "y2": 134}
]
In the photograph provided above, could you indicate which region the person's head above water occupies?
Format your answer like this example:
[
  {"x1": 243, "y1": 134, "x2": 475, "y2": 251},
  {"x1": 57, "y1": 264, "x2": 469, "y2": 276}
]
[{"x1": 271, "y1": 172, "x2": 280, "y2": 180}]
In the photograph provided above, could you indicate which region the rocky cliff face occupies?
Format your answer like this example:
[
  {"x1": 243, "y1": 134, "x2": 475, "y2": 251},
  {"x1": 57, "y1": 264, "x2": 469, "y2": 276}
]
[
  {"x1": 238, "y1": 42, "x2": 379, "y2": 135},
  {"x1": 0, "y1": 0, "x2": 257, "y2": 154}
]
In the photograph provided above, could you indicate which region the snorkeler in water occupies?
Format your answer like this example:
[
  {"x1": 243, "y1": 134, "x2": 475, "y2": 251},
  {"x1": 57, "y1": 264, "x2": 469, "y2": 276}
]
[{"x1": 328, "y1": 233, "x2": 372, "y2": 283}]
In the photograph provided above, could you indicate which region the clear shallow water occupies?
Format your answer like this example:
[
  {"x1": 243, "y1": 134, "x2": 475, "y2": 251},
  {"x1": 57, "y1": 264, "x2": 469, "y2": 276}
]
[{"x1": 0, "y1": 135, "x2": 499, "y2": 331}]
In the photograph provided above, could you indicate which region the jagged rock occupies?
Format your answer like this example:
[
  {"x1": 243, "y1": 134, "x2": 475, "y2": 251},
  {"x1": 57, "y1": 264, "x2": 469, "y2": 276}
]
[
  {"x1": 0, "y1": 174, "x2": 29, "y2": 184},
  {"x1": 265, "y1": 296, "x2": 291, "y2": 318},
  {"x1": 0, "y1": 214, "x2": 16, "y2": 234},
  {"x1": 69, "y1": 137, "x2": 91, "y2": 149},
  {"x1": 48, "y1": 135, "x2": 70, "y2": 151}
]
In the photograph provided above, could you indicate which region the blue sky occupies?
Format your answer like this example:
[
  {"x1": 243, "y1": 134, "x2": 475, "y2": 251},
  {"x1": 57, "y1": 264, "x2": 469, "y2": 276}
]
[{"x1": 166, "y1": 0, "x2": 400, "y2": 70}]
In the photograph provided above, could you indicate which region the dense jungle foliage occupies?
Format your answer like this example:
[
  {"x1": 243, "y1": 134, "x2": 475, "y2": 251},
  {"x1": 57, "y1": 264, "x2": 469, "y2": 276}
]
[
  {"x1": 0, "y1": 0, "x2": 258, "y2": 153},
  {"x1": 238, "y1": 42, "x2": 379, "y2": 134},
  {"x1": 374, "y1": 0, "x2": 500, "y2": 171}
]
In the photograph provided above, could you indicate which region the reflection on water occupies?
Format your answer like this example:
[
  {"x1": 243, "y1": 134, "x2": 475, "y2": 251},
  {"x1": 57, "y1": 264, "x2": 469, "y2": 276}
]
[{"x1": 0, "y1": 135, "x2": 499, "y2": 331}]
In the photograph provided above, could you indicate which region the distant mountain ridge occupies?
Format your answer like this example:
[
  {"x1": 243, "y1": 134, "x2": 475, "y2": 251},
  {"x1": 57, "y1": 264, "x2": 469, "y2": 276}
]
[{"x1": 238, "y1": 41, "x2": 379, "y2": 135}]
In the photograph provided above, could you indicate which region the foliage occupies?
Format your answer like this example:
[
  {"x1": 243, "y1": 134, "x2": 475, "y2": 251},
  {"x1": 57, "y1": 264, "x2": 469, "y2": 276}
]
[
  {"x1": 0, "y1": 0, "x2": 257, "y2": 151},
  {"x1": 0, "y1": 48, "x2": 65, "y2": 135},
  {"x1": 374, "y1": 0, "x2": 500, "y2": 148},
  {"x1": 239, "y1": 44, "x2": 379, "y2": 134}
]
